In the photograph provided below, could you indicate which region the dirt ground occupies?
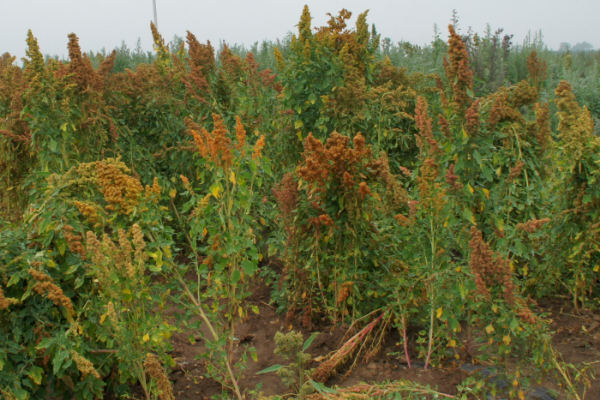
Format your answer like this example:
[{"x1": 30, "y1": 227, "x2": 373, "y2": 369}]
[{"x1": 135, "y1": 273, "x2": 600, "y2": 400}]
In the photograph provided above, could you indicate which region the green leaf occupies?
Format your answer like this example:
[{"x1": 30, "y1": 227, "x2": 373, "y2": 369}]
[
  {"x1": 231, "y1": 269, "x2": 241, "y2": 284},
  {"x1": 28, "y1": 366, "x2": 44, "y2": 385},
  {"x1": 241, "y1": 260, "x2": 257, "y2": 275},
  {"x1": 256, "y1": 364, "x2": 284, "y2": 374},
  {"x1": 7, "y1": 274, "x2": 20, "y2": 287},
  {"x1": 449, "y1": 318, "x2": 460, "y2": 332},
  {"x1": 12, "y1": 387, "x2": 29, "y2": 400},
  {"x1": 53, "y1": 349, "x2": 69, "y2": 375},
  {"x1": 309, "y1": 379, "x2": 338, "y2": 393},
  {"x1": 21, "y1": 281, "x2": 34, "y2": 301},
  {"x1": 473, "y1": 150, "x2": 482, "y2": 166},
  {"x1": 481, "y1": 165, "x2": 494, "y2": 182},
  {"x1": 74, "y1": 276, "x2": 84, "y2": 289},
  {"x1": 303, "y1": 332, "x2": 320, "y2": 352},
  {"x1": 65, "y1": 264, "x2": 79, "y2": 275},
  {"x1": 122, "y1": 289, "x2": 133, "y2": 302},
  {"x1": 462, "y1": 208, "x2": 476, "y2": 225},
  {"x1": 58, "y1": 240, "x2": 66, "y2": 256}
]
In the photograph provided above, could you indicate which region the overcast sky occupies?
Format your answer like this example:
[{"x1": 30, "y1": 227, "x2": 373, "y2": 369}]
[{"x1": 1, "y1": 0, "x2": 598, "y2": 63}]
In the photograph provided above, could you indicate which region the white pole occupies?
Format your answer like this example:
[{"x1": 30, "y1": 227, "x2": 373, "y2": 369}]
[{"x1": 152, "y1": 0, "x2": 158, "y2": 29}]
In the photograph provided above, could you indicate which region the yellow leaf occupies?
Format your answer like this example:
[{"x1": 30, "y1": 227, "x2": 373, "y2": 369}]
[
  {"x1": 260, "y1": 217, "x2": 266, "y2": 226},
  {"x1": 210, "y1": 185, "x2": 220, "y2": 198},
  {"x1": 482, "y1": 188, "x2": 490, "y2": 199},
  {"x1": 455, "y1": 267, "x2": 461, "y2": 273},
  {"x1": 143, "y1": 333, "x2": 150, "y2": 342},
  {"x1": 100, "y1": 314, "x2": 107, "y2": 325},
  {"x1": 518, "y1": 390, "x2": 525, "y2": 400},
  {"x1": 486, "y1": 324, "x2": 495, "y2": 334},
  {"x1": 503, "y1": 335, "x2": 512, "y2": 345},
  {"x1": 496, "y1": 167, "x2": 502, "y2": 178},
  {"x1": 436, "y1": 307, "x2": 443, "y2": 319},
  {"x1": 594, "y1": 265, "x2": 599, "y2": 272},
  {"x1": 297, "y1": 131, "x2": 303, "y2": 141},
  {"x1": 229, "y1": 171, "x2": 236, "y2": 186},
  {"x1": 169, "y1": 189, "x2": 177, "y2": 199},
  {"x1": 238, "y1": 306, "x2": 243, "y2": 318},
  {"x1": 202, "y1": 227, "x2": 208, "y2": 238},
  {"x1": 492, "y1": 305, "x2": 498, "y2": 313},
  {"x1": 513, "y1": 379, "x2": 519, "y2": 386},
  {"x1": 467, "y1": 184, "x2": 474, "y2": 194},
  {"x1": 78, "y1": 325, "x2": 83, "y2": 335},
  {"x1": 448, "y1": 340, "x2": 456, "y2": 348}
]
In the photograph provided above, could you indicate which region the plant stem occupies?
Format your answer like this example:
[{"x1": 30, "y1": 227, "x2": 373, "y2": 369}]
[
  {"x1": 174, "y1": 270, "x2": 243, "y2": 400},
  {"x1": 402, "y1": 314, "x2": 412, "y2": 368},
  {"x1": 424, "y1": 295, "x2": 435, "y2": 369},
  {"x1": 425, "y1": 219, "x2": 436, "y2": 369}
]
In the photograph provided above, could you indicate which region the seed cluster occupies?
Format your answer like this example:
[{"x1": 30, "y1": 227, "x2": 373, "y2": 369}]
[
  {"x1": 445, "y1": 163, "x2": 463, "y2": 192},
  {"x1": 70, "y1": 350, "x2": 101, "y2": 380},
  {"x1": 443, "y1": 25, "x2": 474, "y2": 112},
  {"x1": 0, "y1": 286, "x2": 18, "y2": 310},
  {"x1": 469, "y1": 227, "x2": 515, "y2": 305},
  {"x1": 337, "y1": 281, "x2": 354, "y2": 304},
  {"x1": 534, "y1": 102, "x2": 551, "y2": 150},
  {"x1": 507, "y1": 161, "x2": 525, "y2": 181},
  {"x1": 186, "y1": 114, "x2": 236, "y2": 169},
  {"x1": 526, "y1": 50, "x2": 548, "y2": 87},
  {"x1": 144, "y1": 354, "x2": 174, "y2": 400},
  {"x1": 63, "y1": 225, "x2": 86, "y2": 260},
  {"x1": 555, "y1": 80, "x2": 596, "y2": 163},
  {"x1": 297, "y1": 132, "x2": 374, "y2": 204},
  {"x1": 28, "y1": 268, "x2": 74, "y2": 314},
  {"x1": 516, "y1": 218, "x2": 551, "y2": 233},
  {"x1": 96, "y1": 160, "x2": 144, "y2": 215}
]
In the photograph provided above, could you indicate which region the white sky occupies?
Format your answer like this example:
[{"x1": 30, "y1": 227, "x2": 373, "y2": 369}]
[{"x1": 1, "y1": 0, "x2": 598, "y2": 63}]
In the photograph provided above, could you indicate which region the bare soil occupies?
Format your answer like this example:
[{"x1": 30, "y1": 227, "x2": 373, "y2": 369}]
[{"x1": 132, "y1": 272, "x2": 600, "y2": 399}]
